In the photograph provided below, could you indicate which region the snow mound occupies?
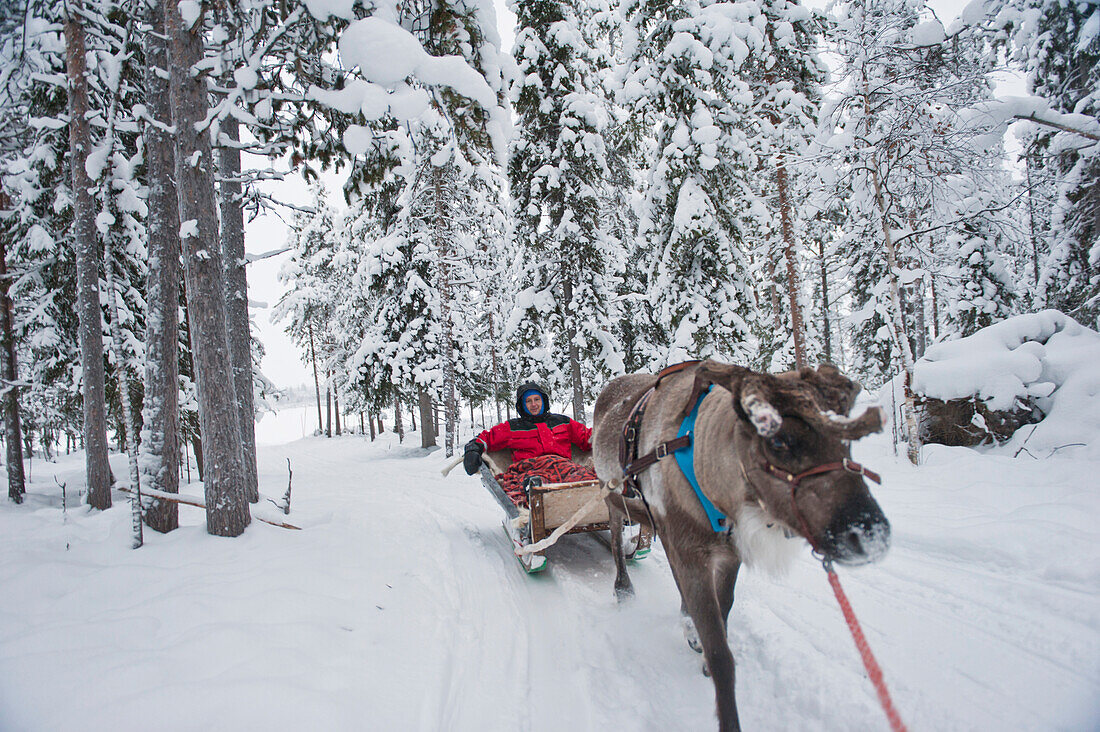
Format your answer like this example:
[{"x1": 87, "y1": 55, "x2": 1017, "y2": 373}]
[{"x1": 890, "y1": 310, "x2": 1100, "y2": 459}]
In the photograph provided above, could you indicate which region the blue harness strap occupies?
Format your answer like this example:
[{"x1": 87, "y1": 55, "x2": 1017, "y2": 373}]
[{"x1": 674, "y1": 385, "x2": 728, "y2": 533}]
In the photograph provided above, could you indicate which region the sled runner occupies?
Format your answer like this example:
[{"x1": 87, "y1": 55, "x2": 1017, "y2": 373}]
[{"x1": 480, "y1": 448, "x2": 652, "y2": 573}]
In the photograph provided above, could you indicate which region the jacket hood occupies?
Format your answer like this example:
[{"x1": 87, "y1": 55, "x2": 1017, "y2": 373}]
[{"x1": 515, "y1": 382, "x2": 551, "y2": 417}]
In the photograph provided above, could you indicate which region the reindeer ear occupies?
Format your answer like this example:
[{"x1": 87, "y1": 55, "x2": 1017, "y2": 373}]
[
  {"x1": 801, "y1": 363, "x2": 861, "y2": 416},
  {"x1": 693, "y1": 361, "x2": 782, "y2": 437}
]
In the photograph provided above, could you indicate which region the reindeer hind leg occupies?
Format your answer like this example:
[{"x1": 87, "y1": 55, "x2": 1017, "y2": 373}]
[{"x1": 607, "y1": 501, "x2": 634, "y2": 601}]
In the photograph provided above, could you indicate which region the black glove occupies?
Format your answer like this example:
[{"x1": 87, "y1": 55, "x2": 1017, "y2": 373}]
[{"x1": 463, "y1": 441, "x2": 484, "y2": 475}]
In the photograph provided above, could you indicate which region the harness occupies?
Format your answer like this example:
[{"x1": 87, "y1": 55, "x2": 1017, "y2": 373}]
[
  {"x1": 760, "y1": 458, "x2": 881, "y2": 555},
  {"x1": 618, "y1": 361, "x2": 699, "y2": 498},
  {"x1": 618, "y1": 361, "x2": 883, "y2": 539}
]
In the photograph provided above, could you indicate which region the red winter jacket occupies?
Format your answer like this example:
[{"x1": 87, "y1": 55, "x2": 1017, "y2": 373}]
[{"x1": 474, "y1": 413, "x2": 592, "y2": 463}]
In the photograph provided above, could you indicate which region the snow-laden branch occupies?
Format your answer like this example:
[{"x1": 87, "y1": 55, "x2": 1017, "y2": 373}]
[{"x1": 965, "y1": 96, "x2": 1100, "y2": 144}]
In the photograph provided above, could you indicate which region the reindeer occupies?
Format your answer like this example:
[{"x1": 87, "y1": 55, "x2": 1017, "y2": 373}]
[{"x1": 592, "y1": 360, "x2": 891, "y2": 732}]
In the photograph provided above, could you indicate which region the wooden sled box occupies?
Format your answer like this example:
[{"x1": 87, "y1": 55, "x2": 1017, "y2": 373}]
[{"x1": 482, "y1": 448, "x2": 609, "y2": 544}]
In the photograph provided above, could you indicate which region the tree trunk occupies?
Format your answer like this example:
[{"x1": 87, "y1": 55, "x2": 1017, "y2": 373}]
[
  {"x1": 410, "y1": 403, "x2": 416, "y2": 431},
  {"x1": 394, "y1": 395, "x2": 404, "y2": 443},
  {"x1": 309, "y1": 320, "x2": 322, "y2": 434},
  {"x1": 871, "y1": 166, "x2": 921, "y2": 465},
  {"x1": 563, "y1": 275, "x2": 585, "y2": 421},
  {"x1": 418, "y1": 386, "x2": 436, "y2": 448},
  {"x1": 324, "y1": 384, "x2": 332, "y2": 437},
  {"x1": 819, "y1": 245, "x2": 832, "y2": 363},
  {"x1": 334, "y1": 387, "x2": 341, "y2": 435},
  {"x1": 140, "y1": 0, "x2": 179, "y2": 532},
  {"x1": 776, "y1": 157, "x2": 805, "y2": 369},
  {"x1": 166, "y1": 0, "x2": 249, "y2": 535},
  {"x1": 191, "y1": 434, "x2": 203, "y2": 482},
  {"x1": 1025, "y1": 150, "x2": 1040, "y2": 288},
  {"x1": 434, "y1": 167, "x2": 458, "y2": 457},
  {"x1": 0, "y1": 214, "x2": 25, "y2": 503},
  {"x1": 218, "y1": 113, "x2": 259, "y2": 503},
  {"x1": 104, "y1": 242, "x2": 143, "y2": 548},
  {"x1": 65, "y1": 2, "x2": 111, "y2": 510}
]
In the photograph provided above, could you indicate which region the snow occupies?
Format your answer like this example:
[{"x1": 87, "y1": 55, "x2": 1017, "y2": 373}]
[
  {"x1": 178, "y1": 219, "x2": 198, "y2": 240},
  {"x1": 898, "y1": 311, "x2": 1100, "y2": 458},
  {"x1": 910, "y1": 20, "x2": 946, "y2": 47},
  {"x1": 177, "y1": 0, "x2": 201, "y2": 30},
  {"x1": 1, "y1": 421, "x2": 1097, "y2": 730},
  {"x1": 232, "y1": 67, "x2": 258, "y2": 91},
  {"x1": 338, "y1": 17, "x2": 497, "y2": 110}
]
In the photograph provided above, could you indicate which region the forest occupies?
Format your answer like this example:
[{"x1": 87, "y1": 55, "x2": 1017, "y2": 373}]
[{"x1": 0, "y1": 0, "x2": 1096, "y2": 539}]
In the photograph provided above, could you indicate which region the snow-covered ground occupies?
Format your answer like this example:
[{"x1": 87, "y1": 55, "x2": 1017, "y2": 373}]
[{"x1": 1, "y1": 422, "x2": 1097, "y2": 731}]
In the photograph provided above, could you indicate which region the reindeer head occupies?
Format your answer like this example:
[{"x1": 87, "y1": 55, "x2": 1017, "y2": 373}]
[{"x1": 696, "y1": 361, "x2": 891, "y2": 566}]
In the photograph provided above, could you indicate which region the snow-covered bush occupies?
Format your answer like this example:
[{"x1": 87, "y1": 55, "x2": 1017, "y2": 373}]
[{"x1": 878, "y1": 310, "x2": 1100, "y2": 458}]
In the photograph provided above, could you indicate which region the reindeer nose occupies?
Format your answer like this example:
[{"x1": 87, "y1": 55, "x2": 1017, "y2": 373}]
[{"x1": 825, "y1": 497, "x2": 891, "y2": 566}]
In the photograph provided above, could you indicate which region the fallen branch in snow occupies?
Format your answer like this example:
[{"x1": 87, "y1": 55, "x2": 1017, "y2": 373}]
[
  {"x1": 1047, "y1": 443, "x2": 1086, "y2": 457},
  {"x1": 267, "y1": 458, "x2": 292, "y2": 515},
  {"x1": 1014, "y1": 425, "x2": 1040, "y2": 458},
  {"x1": 118, "y1": 486, "x2": 301, "y2": 530},
  {"x1": 56, "y1": 476, "x2": 67, "y2": 522}
]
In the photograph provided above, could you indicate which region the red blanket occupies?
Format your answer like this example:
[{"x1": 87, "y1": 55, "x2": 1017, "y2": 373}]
[{"x1": 496, "y1": 454, "x2": 598, "y2": 507}]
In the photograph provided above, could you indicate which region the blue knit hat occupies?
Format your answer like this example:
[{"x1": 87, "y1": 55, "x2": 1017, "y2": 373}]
[{"x1": 521, "y1": 389, "x2": 544, "y2": 414}]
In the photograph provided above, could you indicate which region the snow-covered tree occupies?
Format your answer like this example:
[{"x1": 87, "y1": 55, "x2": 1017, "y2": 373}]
[
  {"x1": 508, "y1": 0, "x2": 621, "y2": 418},
  {"x1": 620, "y1": 0, "x2": 764, "y2": 368},
  {"x1": 165, "y1": 0, "x2": 250, "y2": 536},
  {"x1": 990, "y1": 0, "x2": 1099, "y2": 328},
  {"x1": 819, "y1": 0, "x2": 1022, "y2": 461}
]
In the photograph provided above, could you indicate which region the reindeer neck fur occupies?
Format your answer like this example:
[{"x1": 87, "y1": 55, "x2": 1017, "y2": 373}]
[{"x1": 693, "y1": 387, "x2": 802, "y2": 576}]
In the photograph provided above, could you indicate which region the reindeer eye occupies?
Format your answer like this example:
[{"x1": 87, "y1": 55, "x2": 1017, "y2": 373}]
[{"x1": 766, "y1": 434, "x2": 794, "y2": 453}]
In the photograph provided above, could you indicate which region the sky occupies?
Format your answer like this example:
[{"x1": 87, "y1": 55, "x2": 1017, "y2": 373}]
[{"x1": 244, "y1": 0, "x2": 1003, "y2": 393}]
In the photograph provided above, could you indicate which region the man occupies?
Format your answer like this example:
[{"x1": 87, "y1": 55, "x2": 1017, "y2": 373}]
[{"x1": 463, "y1": 381, "x2": 595, "y2": 506}]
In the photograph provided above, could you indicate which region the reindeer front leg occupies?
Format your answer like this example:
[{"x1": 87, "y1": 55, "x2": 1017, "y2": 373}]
[
  {"x1": 670, "y1": 546, "x2": 741, "y2": 732},
  {"x1": 715, "y1": 555, "x2": 741, "y2": 632}
]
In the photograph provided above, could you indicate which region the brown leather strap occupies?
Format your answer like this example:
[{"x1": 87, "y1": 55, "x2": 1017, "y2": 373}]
[
  {"x1": 654, "y1": 359, "x2": 701, "y2": 382},
  {"x1": 619, "y1": 386, "x2": 656, "y2": 496},
  {"x1": 623, "y1": 434, "x2": 692, "y2": 476},
  {"x1": 764, "y1": 458, "x2": 881, "y2": 487},
  {"x1": 618, "y1": 360, "x2": 705, "y2": 497}
]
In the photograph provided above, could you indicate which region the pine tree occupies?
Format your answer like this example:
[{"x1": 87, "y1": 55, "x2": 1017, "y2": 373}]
[
  {"x1": 139, "y1": 0, "x2": 180, "y2": 532},
  {"x1": 748, "y1": 0, "x2": 827, "y2": 370},
  {"x1": 509, "y1": 0, "x2": 621, "y2": 417},
  {"x1": 993, "y1": 0, "x2": 1099, "y2": 327},
  {"x1": 621, "y1": 0, "x2": 765, "y2": 368},
  {"x1": 65, "y1": 0, "x2": 112, "y2": 509},
  {"x1": 165, "y1": 0, "x2": 250, "y2": 536}
]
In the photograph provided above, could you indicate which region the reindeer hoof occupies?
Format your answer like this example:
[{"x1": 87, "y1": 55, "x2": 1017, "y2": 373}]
[
  {"x1": 681, "y1": 614, "x2": 703, "y2": 653},
  {"x1": 614, "y1": 582, "x2": 635, "y2": 603}
]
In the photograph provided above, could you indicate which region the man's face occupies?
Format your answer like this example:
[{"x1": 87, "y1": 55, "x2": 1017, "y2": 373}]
[{"x1": 525, "y1": 393, "x2": 543, "y2": 416}]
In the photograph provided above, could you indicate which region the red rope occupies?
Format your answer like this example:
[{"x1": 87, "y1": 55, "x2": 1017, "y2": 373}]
[{"x1": 825, "y1": 565, "x2": 908, "y2": 732}]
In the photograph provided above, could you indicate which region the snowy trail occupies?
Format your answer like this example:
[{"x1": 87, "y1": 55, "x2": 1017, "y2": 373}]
[{"x1": 1, "y1": 423, "x2": 1097, "y2": 731}]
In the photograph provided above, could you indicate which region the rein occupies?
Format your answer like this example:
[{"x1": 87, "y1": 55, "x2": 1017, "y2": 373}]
[{"x1": 747, "y1": 458, "x2": 906, "y2": 732}]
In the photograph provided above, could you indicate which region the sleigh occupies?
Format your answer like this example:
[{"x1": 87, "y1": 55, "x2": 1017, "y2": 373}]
[{"x1": 479, "y1": 447, "x2": 651, "y2": 573}]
